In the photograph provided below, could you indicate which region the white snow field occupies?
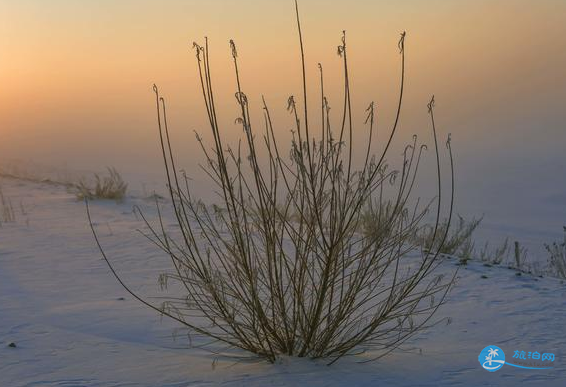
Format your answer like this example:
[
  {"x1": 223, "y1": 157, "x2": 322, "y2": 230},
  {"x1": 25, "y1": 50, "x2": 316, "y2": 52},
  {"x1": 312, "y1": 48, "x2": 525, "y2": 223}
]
[{"x1": 1, "y1": 176, "x2": 565, "y2": 387}]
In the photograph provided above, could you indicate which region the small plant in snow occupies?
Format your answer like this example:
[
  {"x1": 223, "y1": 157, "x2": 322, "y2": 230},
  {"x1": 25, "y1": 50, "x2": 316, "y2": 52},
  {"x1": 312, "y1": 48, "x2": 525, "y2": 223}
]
[
  {"x1": 479, "y1": 238, "x2": 509, "y2": 265},
  {"x1": 76, "y1": 167, "x2": 127, "y2": 201},
  {"x1": 545, "y1": 227, "x2": 566, "y2": 279},
  {"x1": 512, "y1": 240, "x2": 529, "y2": 271},
  {"x1": 418, "y1": 215, "x2": 481, "y2": 262},
  {"x1": 0, "y1": 185, "x2": 16, "y2": 225}
]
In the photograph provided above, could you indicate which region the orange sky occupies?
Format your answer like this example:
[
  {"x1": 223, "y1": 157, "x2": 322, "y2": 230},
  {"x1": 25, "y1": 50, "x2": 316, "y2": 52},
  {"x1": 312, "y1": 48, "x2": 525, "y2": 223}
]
[{"x1": 1, "y1": 0, "x2": 566, "y2": 178}]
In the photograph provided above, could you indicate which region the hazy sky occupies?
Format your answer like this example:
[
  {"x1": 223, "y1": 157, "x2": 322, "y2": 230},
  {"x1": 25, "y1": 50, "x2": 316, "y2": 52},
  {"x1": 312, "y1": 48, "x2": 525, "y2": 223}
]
[{"x1": 1, "y1": 0, "x2": 566, "y2": 249}]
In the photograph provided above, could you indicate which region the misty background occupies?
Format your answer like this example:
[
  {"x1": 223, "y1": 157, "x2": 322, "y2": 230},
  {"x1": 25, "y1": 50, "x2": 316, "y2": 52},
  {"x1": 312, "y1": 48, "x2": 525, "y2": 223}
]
[{"x1": 1, "y1": 0, "x2": 566, "y2": 257}]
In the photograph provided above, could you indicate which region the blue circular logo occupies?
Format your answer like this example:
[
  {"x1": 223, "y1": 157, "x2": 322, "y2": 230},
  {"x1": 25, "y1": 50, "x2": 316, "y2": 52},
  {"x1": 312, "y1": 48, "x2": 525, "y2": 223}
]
[{"x1": 479, "y1": 345, "x2": 505, "y2": 372}]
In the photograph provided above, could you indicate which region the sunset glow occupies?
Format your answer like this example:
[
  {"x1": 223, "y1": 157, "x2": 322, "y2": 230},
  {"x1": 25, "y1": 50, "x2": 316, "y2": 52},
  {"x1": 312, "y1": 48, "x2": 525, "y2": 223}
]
[{"x1": 2, "y1": 0, "x2": 565, "y2": 170}]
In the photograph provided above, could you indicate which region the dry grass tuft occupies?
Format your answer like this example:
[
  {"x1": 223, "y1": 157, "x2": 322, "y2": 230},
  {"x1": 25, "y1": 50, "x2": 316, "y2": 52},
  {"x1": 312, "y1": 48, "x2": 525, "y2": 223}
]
[
  {"x1": 0, "y1": 185, "x2": 16, "y2": 225},
  {"x1": 545, "y1": 227, "x2": 566, "y2": 279},
  {"x1": 417, "y1": 215, "x2": 481, "y2": 264},
  {"x1": 479, "y1": 238, "x2": 509, "y2": 265},
  {"x1": 76, "y1": 167, "x2": 127, "y2": 201}
]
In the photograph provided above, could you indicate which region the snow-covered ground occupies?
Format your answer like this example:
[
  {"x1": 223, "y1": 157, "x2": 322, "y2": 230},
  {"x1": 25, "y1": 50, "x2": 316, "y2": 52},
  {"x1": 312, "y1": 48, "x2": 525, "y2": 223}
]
[{"x1": 1, "y1": 176, "x2": 565, "y2": 386}]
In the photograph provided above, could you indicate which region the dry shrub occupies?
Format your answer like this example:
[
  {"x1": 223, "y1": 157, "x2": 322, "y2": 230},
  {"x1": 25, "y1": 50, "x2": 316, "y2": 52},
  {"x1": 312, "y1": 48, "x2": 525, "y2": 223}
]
[{"x1": 89, "y1": 1, "x2": 455, "y2": 363}]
